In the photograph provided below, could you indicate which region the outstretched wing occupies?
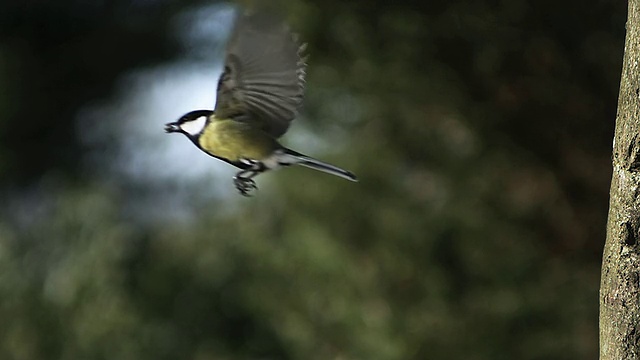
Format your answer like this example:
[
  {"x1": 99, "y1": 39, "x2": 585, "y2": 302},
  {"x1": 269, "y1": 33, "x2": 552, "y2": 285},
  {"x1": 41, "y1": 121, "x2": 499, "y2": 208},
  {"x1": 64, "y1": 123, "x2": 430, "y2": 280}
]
[{"x1": 214, "y1": 10, "x2": 306, "y2": 138}]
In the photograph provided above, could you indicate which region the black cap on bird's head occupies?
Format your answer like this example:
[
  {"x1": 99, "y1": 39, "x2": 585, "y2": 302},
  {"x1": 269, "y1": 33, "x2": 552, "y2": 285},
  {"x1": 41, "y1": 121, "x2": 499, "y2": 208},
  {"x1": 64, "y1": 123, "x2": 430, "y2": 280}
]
[{"x1": 164, "y1": 110, "x2": 214, "y2": 136}]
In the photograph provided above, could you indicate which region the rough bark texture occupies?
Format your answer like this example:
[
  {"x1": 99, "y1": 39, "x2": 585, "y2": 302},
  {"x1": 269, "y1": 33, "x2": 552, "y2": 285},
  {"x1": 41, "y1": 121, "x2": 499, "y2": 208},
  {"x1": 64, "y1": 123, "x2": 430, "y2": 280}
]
[{"x1": 601, "y1": 1, "x2": 640, "y2": 359}]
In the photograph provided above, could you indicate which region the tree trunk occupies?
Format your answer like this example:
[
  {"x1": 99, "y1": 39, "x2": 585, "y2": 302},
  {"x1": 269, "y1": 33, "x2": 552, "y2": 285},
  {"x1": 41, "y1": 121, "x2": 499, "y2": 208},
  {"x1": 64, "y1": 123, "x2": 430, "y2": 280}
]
[{"x1": 600, "y1": 1, "x2": 640, "y2": 359}]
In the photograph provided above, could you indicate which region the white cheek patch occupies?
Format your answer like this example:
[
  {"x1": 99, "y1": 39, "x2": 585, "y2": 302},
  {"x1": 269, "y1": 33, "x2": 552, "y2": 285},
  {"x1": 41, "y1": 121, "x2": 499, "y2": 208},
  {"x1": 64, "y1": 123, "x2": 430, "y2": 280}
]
[{"x1": 180, "y1": 116, "x2": 207, "y2": 136}]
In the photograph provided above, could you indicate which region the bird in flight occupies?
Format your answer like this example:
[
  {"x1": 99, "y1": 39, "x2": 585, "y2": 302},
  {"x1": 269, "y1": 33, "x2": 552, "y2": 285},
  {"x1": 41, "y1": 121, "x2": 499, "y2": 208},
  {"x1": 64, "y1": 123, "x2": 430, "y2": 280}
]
[{"x1": 164, "y1": 9, "x2": 357, "y2": 196}]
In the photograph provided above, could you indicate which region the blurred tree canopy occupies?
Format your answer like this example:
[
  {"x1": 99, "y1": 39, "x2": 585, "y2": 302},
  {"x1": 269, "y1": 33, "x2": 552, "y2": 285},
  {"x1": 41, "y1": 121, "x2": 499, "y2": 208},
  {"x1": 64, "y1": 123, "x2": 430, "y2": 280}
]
[{"x1": 0, "y1": 0, "x2": 625, "y2": 359}]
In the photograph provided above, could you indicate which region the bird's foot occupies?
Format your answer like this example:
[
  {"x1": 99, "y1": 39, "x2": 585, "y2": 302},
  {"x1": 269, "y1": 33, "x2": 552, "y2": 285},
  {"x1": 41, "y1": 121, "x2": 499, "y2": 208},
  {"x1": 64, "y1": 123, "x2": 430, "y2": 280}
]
[{"x1": 233, "y1": 176, "x2": 257, "y2": 197}]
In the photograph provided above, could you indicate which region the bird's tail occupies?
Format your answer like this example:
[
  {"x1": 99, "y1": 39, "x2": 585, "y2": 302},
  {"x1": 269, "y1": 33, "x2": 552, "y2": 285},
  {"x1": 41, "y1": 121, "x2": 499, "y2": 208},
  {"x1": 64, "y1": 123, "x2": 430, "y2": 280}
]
[{"x1": 283, "y1": 149, "x2": 358, "y2": 182}]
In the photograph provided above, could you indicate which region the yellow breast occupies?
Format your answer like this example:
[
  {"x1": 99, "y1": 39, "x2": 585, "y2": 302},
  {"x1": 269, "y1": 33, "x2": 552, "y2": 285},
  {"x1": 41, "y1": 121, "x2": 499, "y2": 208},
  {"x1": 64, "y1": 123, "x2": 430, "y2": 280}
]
[{"x1": 198, "y1": 118, "x2": 279, "y2": 161}]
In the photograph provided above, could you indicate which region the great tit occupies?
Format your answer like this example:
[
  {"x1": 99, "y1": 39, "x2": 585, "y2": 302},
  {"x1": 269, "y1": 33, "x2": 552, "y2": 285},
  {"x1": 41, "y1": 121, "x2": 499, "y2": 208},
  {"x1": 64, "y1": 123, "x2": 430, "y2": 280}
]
[{"x1": 164, "y1": 10, "x2": 357, "y2": 196}]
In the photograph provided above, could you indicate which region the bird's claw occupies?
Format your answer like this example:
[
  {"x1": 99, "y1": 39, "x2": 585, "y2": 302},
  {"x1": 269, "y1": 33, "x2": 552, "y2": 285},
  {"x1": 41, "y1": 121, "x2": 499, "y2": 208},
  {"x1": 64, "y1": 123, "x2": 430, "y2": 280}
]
[{"x1": 233, "y1": 176, "x2": 257, "y2": 196}]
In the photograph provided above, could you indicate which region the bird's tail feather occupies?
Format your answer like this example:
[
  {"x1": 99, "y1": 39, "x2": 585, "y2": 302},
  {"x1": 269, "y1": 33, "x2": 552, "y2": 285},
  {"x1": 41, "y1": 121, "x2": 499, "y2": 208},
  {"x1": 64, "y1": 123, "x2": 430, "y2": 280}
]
[{"x1": 283, "y1": 149, "x2": 358, "y2": 182}]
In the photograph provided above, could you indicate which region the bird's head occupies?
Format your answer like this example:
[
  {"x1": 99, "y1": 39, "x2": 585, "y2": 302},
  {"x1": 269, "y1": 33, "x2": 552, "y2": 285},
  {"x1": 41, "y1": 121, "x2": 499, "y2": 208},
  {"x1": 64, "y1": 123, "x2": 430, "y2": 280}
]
[{"x1": 164, "y1": 110, "x2": 214, "y2": 138}]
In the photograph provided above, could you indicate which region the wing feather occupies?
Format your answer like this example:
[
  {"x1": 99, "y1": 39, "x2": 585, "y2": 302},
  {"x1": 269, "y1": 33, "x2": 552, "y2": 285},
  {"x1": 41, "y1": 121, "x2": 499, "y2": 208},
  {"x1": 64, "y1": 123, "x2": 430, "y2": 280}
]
[{"x1": 214, "y1": 11, "x2": 306, "y2": 138}]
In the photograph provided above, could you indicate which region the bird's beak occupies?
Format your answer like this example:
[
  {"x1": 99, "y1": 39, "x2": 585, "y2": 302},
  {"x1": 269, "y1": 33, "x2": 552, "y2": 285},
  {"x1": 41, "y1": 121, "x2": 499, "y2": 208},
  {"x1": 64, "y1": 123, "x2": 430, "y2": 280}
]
[{"x1": 164, "y1": 122, "x2": 180, "y2": 133}]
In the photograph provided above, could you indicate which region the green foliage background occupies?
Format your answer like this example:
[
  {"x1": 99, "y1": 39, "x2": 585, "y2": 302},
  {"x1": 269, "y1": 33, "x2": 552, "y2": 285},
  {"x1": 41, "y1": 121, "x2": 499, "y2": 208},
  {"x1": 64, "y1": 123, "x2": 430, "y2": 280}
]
[{"x1": 0, "y1": 0, "x2": 624, "y2": 359}]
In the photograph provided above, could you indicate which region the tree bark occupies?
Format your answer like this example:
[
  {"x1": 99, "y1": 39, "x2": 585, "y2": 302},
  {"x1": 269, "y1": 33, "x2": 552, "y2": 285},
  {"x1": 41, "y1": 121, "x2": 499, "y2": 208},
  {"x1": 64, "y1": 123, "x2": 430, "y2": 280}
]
[{"x1": 600, "y1": 1, "x2": 640, "y2": 359}]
